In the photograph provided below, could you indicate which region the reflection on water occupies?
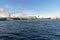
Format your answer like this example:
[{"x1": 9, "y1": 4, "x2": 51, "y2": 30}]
[{"x1": 0, "y1": 20, "x2": 60, "y2": 40}]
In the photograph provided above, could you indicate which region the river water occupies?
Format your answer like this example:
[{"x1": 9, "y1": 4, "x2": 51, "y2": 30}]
[{"x1": 0, "y1": 20, "x2": 60, "y2": 40}]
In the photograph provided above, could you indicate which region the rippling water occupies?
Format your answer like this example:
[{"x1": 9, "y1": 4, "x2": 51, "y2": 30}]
[{"x1": 0, "y1": 20, "x2": 60, "y2": 40}]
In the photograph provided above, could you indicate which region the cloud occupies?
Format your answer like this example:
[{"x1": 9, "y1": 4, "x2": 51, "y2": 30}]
[
  {"x1": 0, "y1": 8, "x2": 10, "y2": 16},
  {"x1": 4, "y1": 5, "x2": 9, "y2": 11},
  {"x1": 0, "y1": 8, "x2": 4, "y2": 12},
  {"x1": 5, "y1": 5, "x2": 9, "y2": 9}
]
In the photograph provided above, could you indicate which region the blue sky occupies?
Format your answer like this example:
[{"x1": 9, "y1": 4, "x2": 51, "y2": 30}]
[{"x1": 0, "y1": 0, "x2": 60, "y2": 17}]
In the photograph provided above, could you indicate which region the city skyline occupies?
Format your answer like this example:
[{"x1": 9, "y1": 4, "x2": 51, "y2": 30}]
[{"x1": 0, "y1": 0, "x2": 60, "y2": 17}]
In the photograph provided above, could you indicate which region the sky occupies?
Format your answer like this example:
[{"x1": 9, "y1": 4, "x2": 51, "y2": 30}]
[{"x1": 0, "y1": 0, "x2": 60, "y2": 17}]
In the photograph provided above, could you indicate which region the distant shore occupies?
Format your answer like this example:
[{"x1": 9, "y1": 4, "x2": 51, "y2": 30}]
[{"x1": 0, "y1": 18, "x2": 60, "y2": 21}]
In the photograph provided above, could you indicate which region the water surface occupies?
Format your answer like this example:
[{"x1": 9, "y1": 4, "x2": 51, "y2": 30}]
[{"x1": 0, "y1": 20, "x2": 60, "y2": 40}]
